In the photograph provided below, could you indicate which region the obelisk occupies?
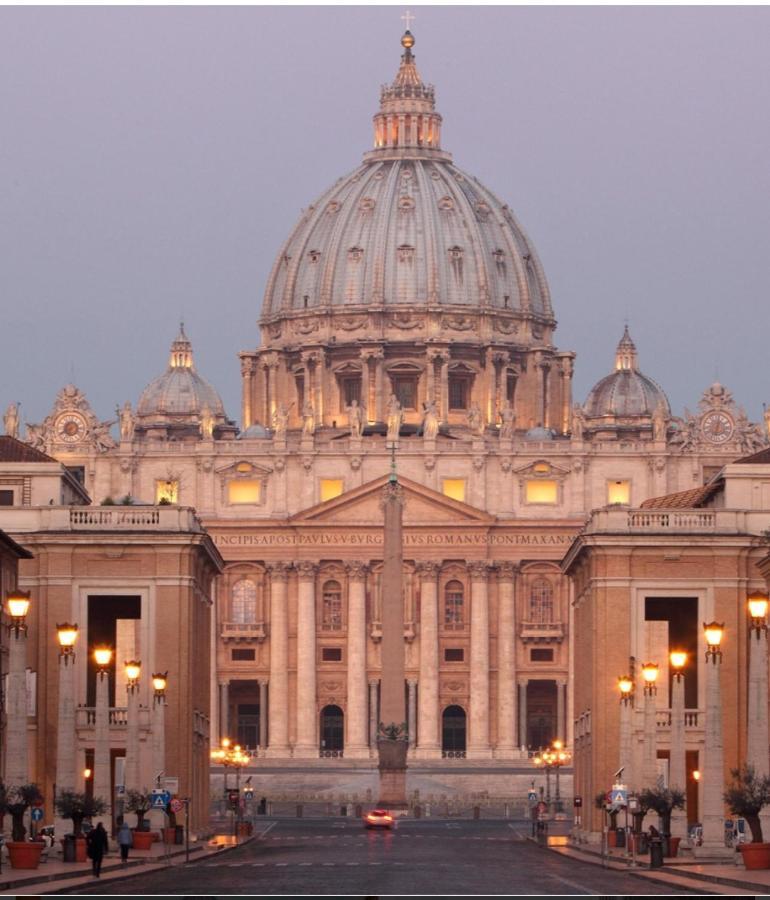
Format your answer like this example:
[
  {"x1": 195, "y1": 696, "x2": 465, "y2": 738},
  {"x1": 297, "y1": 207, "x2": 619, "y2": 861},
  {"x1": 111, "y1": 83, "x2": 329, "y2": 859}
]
[{"x1": 377, "y1": 444, "x2": 408, "y2": 807}]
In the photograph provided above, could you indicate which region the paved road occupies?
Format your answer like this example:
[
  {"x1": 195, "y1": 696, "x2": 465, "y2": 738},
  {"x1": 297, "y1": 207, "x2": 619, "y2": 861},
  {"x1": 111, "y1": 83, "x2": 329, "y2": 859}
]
[{"x1": 62, "y1": 818, "x2": 707, "y2": 895}]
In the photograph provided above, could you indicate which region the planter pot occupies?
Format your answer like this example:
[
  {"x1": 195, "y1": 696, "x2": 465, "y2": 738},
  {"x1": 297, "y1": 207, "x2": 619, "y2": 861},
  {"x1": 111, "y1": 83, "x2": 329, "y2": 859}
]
[
  {"x1": 162, "y1": 827, "x2": 177, "y2": 844},
  {"x1": 132, "y1": 829, "x2": 154, "y2": 851},
  {"x1": 607, "y1": 830, "x2": 618, "y2": 848},
  {"x1": 7, "y1": 841, "x2": 44, "y2": 869},
  {"x1": 667, "y1": 836, "x2": 681, "y2": 858},
  {"x1": 61, "y1": 835, "x2": 87, "y2": 863},
  {"x1": 237, "y1": 822, "x2": 253, "y2": 837},
  {"x1": 739, "y1": 842, "x2": 770, "y2": 870}
]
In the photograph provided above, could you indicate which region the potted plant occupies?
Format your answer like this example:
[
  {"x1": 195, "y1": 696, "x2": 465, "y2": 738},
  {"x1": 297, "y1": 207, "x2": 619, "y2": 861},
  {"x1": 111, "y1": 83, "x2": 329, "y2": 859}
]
[
  {"x1": 125, "y1": 789, "x2": 154, "y2": 849},
  {"x1": 0, "y1": 782, "x2": 44, "y2": 869},
  {"x1": 639, "y1": 786, "x2": 686, "y2": 857},
  {"x1": 724, "y1": 764, "x2": 770, "y2": 869},
  {"x1": 54, "y1": 790, "x2": 108, "y2": 862},
  {"x1": 162, "y1": 801, "x2": 178, "y2": 844}
]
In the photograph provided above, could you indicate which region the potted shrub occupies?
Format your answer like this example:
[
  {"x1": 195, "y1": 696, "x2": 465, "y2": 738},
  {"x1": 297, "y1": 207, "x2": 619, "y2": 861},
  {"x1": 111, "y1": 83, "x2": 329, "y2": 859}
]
[
  {"x1": 125, "y1": 789, "x2": 154, "y2": 849},
  {"x1": 0, "y1": 782, "x2": 44, "y2": 869},
  {"x1": 54, "y1": 790, "x2": 108, "y2": 862},
  {"x1": 639, "y1": 786, "x2": 686, "y2": 857},
  {"x1": 724, "y1": 764, "x2": 770, "y2": 869}
]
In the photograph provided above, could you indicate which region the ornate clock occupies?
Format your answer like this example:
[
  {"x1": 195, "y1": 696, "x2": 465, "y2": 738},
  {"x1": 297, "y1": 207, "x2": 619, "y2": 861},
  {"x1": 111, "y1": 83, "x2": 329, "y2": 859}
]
[
  {"x1": 56, "y1": 413, "x2": 87, "y2": 443},
  {"x1": 701, "y1": 410, "x2": 734, "y2": 444}
]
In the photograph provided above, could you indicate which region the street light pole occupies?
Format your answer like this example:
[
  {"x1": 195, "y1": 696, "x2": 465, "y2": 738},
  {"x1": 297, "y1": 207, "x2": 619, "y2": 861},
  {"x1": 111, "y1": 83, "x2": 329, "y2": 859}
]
[
  {"x1": 641, "y1": 662, "x2": 659, "y2": 791},
  {"x1": 700, "y1": 622, "x2": 730, "y2": 856},
  {"x1": 93, "y1": 647, "x2": 113, "y2": 826},
  {"x1": 747, "y1": 592, "x2": 770, "y2": 835},
  {"x1": 618, "y1": 675, "x2": 635, "y2": 791},
  {"x1": 4, "y1": 590, "x2": 31, "y2": 786},
  {"x1": 669, "y1": 651, "x2": 688, "y2": 840},
  {"x1": 124, "y1": 660, "x2": 142, "y2": 793},
  {"x1": 55, "y1": 624, "x2": 78, "y2": 798}
]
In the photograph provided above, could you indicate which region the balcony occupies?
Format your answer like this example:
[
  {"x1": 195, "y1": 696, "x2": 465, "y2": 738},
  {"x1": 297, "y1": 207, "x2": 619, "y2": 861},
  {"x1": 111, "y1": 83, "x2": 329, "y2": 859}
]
[
  {"x1": 75, "y1": 705, "x2": 151, "y2": 741},
  {"x1": 370, "y1": 622, "x2": 416, "y2": 643},
  {"x1": 221, "y1": 621, "x2": 266, "y2": 642},
  {"x1": 0, "y1": 504, "x2": 204, "y2": 534},
  {"x1": 655, "y1": 708, "x2": 702, "y2": 729},
  {"x1": 519, "y1": 621, "x2": 564, "y2": 643}
]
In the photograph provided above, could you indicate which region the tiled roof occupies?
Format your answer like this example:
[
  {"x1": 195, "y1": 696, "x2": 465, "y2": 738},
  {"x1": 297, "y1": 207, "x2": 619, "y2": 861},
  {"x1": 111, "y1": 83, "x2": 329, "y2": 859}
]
[
  {"x1": 733, "y1": 447, "x2": 770, "y2": 465},
  {"x1": 640, "y1": 481, "x2": 723, "y2": 509},
  {"x1": 0, "y1": 528, "x2": 33, "y2": 559},
  {"x1": 0, "y1": 435, "x2": 56, "y2": 463}
]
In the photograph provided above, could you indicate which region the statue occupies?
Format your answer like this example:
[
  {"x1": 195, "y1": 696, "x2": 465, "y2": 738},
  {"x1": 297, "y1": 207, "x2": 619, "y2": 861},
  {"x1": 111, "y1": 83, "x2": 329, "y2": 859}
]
[
  {"x1": 3, "y1": 402, "x2": 19, "y2": 438},
  {"x1": 302, "y1": 399, "x2": 315, "y2": 435},
  {"x1": 652, "y1": 403, "x2": 668, "y2": 442},
  {"x1": 764, "y1": 404, "x2": 770, "y2": 441},
  {"x1": 571, "y1": 404, "x2": 585, "y2": 440},
  {"x1": 499, "y1": 403, "x2": 516, "y2": 440},
  {"x1": 200, "y1": 403, "x2": 215, "y2": 440},
  {"x1": 92, "y1": 421, "x2": 116, "y2": 453},
  {"x1": 386, "y1": 394, "x2": 403, "y2": 441},
  {"x1": 117, "y1": 401, "x2": 134, "y2": 442},
  {"x1": 421, "y1": 399, "x2": 439, "y2": 439},
  {"x1": 346, "y1": 398, "x2": 363, "y2": 439},
  {"x1": 25, "y1": 423, "x2": 45, "y2": 450},
  {"x1": 466, "y1": 402, "x2": 484, "y2": 436},
  {"x1": 271, "y1": 402, "x2": 291, "y2": 436}
]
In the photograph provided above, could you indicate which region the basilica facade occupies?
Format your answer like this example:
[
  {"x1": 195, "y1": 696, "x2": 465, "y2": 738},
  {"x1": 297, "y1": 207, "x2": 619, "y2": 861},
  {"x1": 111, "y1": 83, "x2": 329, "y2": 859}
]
[{"x1": 4, "y1": 31, "x2": 770, "y2": 805}]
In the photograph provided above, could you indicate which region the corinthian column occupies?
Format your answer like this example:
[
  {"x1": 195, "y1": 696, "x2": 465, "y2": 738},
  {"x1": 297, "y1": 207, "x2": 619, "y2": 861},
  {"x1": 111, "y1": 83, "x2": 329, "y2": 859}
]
[
  {"x1": 416, "y1": 561, "x2": 440, "y2": 756},
  {"x1": 294, "y1": 562, "x2": 318, "y2": 758},
  {"x1": 267, "y1": 562, "x2": 291, "y2": 756},
  {"x1": 468, "y1": 561, "x2": 492, "y2": 758},
  {"x1": 496, "y1": 563, "x2": 517, "y2": 755},
  {"x1": 346, "y1": 561, "x2": 370, "y2": 757}
]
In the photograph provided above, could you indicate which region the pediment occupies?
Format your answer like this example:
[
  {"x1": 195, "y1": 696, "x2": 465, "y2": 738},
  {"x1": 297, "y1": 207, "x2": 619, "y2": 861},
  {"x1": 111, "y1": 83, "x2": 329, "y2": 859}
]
[{"x1": 291, "y1": 475, "x2": 495, "y2": 526}]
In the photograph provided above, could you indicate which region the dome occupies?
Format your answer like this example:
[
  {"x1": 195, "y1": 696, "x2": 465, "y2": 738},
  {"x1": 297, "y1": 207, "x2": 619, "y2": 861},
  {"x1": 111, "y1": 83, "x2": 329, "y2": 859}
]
[
  {"x1": 524, "y1": 426, "x2": 555, "y2": 441},
  {"x1": 238, "y1": 424, "x2": 270, "y2": 440},
  {"x1": 260, "y1": 33, "x2": 552, "y2": 323},
  {"x1": 584, "y1": 327, "x2": 670, "y2": 419}
]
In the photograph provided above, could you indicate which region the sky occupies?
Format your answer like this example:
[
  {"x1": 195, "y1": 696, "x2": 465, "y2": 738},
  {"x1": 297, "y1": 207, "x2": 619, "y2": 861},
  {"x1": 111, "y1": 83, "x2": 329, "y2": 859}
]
[{"x1": 1, "y1": 5, "x2": 769, "y2": 430}]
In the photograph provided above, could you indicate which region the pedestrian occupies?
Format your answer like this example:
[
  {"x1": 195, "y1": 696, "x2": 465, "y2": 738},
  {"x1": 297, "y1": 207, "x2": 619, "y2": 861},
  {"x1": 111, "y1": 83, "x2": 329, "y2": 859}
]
[
  {"x1": 86, "y1": 822, "x2": 109, "y2": 878},
  {"x1": 117, "y1": 820, "x2": 133, "y2": 864}
]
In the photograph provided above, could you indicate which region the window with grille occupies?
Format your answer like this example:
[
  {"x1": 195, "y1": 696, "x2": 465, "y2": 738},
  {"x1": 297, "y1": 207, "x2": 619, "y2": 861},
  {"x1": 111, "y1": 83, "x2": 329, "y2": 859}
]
[
  {"x1": 530, "y1": 648, "x2": 554, "y2": 662},
  {"x1": 0, "y1": 489, "x2": 14, "y2": 506},
  {"x1": 444, "y1": 580, "x2": 464, "y2": 629},
  {"x1": 340, "y1": 376, "x2": 361, "y2": 408},
  {"x1": 322, "y1": 647, "x2": 342, "y2": 662},
  {"x1": 448, "y1": 375, "x2": 470, "y2": 410},
  {"x1": 322, "y1": 580, "x2": 343, "y2": 631},
  {"x1": 444, "y1": 648, "x2": 464, "y2": 662},
  {"x1": 392, "y1": 376, "x2": 418, "y2": 410},
  {"x1": 529, "y1": 578, "x2": 554, "y2": 624},
  {"x1": 232, "y1": 579, "x2": 258, "y2": 624},
  {"x1": 231, "y1": 648, "x2": 255, "y2": 662}
]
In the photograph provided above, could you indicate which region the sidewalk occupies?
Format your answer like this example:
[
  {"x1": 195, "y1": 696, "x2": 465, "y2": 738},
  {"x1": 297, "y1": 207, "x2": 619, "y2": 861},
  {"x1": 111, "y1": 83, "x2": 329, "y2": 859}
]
[
  {"x1": 0, "y1": 833, "x2": 254, "y2": 896},
  {"x1": 547, "y1": 837, "x2": 770, "y2": 896}
]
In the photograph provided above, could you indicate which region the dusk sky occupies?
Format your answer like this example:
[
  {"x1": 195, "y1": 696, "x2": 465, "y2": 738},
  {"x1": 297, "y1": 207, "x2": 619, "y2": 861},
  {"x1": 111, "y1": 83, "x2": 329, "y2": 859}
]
[{"x1": 2, "y1": 5, "x2": 769, "y2": 430}]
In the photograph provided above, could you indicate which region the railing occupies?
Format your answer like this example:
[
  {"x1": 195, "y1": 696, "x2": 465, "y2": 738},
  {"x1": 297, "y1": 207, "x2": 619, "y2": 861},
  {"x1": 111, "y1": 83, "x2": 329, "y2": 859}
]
[
  {"x1": 221, "y1": 621, "x2": 266, "y2": 641},
  {"x1": 655, "y1": 708, "x2": 701, "y2": 728},
  {"x1": 519, "y1": 621, "x2": 565, "y2": 641},
  {"x1": 76, "y1": 706, "x2": 150, "y2": 729},
  {"x1": 628, "y1": 511, "x2": 716, "y2": 530}
]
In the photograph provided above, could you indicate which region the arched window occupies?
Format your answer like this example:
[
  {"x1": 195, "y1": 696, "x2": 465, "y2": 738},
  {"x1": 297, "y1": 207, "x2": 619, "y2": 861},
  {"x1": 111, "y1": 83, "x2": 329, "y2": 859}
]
[
  {"x1": 442, "y1": 705, "x2": 466, "y2": 756},
  {"x1": 444, "y1": 580, "x2": 464, "y2": 629},
  {"x1": 529, "y1": 578, "x2": 554, "y2": 624},
  {"x1": 322, "y1": 580, "x2": 343, "y2": 631},
  {"x1": 320, "y1": 704, "x2": 344, "y2": 756},
  {"x1": 232, "y1": 579, "x2": 257, "y2": 624}
]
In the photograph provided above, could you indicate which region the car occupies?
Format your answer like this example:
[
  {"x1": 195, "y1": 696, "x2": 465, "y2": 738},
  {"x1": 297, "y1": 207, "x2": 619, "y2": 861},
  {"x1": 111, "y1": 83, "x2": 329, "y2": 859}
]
[{"x1": 363, "y1": 809, "x2": 394, "y2": 829}]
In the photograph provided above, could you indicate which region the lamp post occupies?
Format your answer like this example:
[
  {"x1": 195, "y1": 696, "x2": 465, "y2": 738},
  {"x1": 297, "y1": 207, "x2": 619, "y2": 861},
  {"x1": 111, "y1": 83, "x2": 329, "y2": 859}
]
[
  {"x1": 700, "y1": 621, "x2": 728, "y2": 854},
  {"x1": 4, "y1": 590, "x2": 31, "y2": 785},
  {"x1": 150, "y1": 672, "x2": 168, "y2": 831},
  {"x1": 93, "y1": 647, "x2": 113, "y2": 824},
  {"x1": 641, "y1": 662, "x2": 659, "y2": 791},
  {"x1": 124, "y1": 660, "x2": 141, "y2": 793},
  {"x1": 55, "y1": 623, "x2": 78, "y2": 799},
  {"x1": 211, "y1": 738, "x2": 249, "y2": 839},
  {"x1": 618, "y1": 675, "x2": 635, "y2": 791},
  {"x1": 747, "y1": 592, "x2": 770, "y2": 835},
  {"x1": 549, "y1": 740, "x2": 571, "y2": 814},
  {"x1": 532, "y1": 751, "x2": 551, "y2": 812},
  {"x1": 669, "y1": 650, "x2": 688, "y2": 839}
]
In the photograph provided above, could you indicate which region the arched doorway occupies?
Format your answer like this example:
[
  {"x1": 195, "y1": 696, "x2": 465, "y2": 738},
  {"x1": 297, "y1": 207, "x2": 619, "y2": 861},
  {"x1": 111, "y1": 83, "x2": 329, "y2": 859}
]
[
  {"x1": 441, "y1": 705, "x2": 466, "y2": 758},
  {"x1": 320, "y1": 704, "x2": 344, "y2": 757}
]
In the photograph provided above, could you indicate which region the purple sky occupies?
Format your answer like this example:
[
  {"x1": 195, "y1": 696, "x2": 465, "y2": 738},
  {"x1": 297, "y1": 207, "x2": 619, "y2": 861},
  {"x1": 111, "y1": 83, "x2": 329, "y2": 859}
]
[{"x1": 2, "y1": 6, "x2": 769, "y2": 428}]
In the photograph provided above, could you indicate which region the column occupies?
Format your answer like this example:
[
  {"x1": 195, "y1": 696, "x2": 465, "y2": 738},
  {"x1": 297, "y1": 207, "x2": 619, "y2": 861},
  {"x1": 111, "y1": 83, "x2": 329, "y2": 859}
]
[
  {"x1": 556, "y1": 681, "x2": 566, "y2": 743},
  {"x1": 669, "y1": 670, "x2": 687, "y2": 839},
  {"x1": 258, "y1": 680, "x2": 268, "y2": 750},
  {"x1": 373, "y1": 349, "x2": 385, "y2": 423},
  {"x1": 416, "y1": 561, "x2": 440, "y2": 755},
  {"x1": 219, "y1": 682, "x2": 230, "y2": 738},
  {"x1": 369, "y1": 681, "x2": 379, "y2": 748},
  {"x1": 642, "y1": 680, "x2": 658, "y2": 791},
  {"x1": 241, "y1": 356, "x2": 255, "y2": 428},
  {"x1": 55, "y1": 647, "x2": 77, "y2": 794},
  {"x1": 4, "y1": 624, "x2": 28, "y2": 785},
  {"x1": 495, "y1": 563, "x2": 516, "y2": 755},
  {"x1": 560, "y1": 355, "x2": 574, "y2": 435},
  {"x1": 407, "y1": 680, "x2": 418, "y2": 750},
  {"x1": 748, "y1": 607, "x2": 770, "y2": 838},
  {"x1": 700, "y1": 646, "x2": 728, "y2": 853},
  {"x1": 294, "y1": 562, "x2": 318, "y2": 757},
  {"x1": 346, "y1": 561, "x2": 369, "y2": 757},
  {"x1": 93, "y1": 669, "x2": 111, "y2": 821},
  {"x1": 439, "y1": 358, "x2": 450, "y2": 421},
  {"x1": 124, "y1": 680, "x2": 141, "y2": 792},
  {"x1": 619, "y1": 693, "x2": 634, "y2": 792},
  {"x1": 467, "y1": 561, "x2": 491, "y2": 757},
  {"x1": 359, "y1": 354, "x2": 371, "y2": 423},
  {"x1": 518, "y1": 681, "x2": 528, "y2": 750},
  {"x1": 267, "y1": 562, "x2": 290, "y2": 756}
]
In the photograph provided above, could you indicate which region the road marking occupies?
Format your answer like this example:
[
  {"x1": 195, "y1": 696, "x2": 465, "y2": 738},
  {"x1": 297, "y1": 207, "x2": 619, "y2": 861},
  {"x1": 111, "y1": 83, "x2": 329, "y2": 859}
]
[
  {"x1": 299, "y1": 862, "x2": 312, "y2": 866},
  {"x1": 275, "y1": 862, "x2": 288, "y2": 867},
  {"x1": 258, "y1": 821, "x2": 277, "y2": 839},
  {"x1": 548, "y1": 873, "x2": 594, "y2": 894}
]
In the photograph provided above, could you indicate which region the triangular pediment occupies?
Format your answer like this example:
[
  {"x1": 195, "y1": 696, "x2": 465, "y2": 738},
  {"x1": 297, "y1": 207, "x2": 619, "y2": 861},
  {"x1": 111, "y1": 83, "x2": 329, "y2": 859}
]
[{"x1": 290, "y1": 475, "x2": 495, "y2": 526}]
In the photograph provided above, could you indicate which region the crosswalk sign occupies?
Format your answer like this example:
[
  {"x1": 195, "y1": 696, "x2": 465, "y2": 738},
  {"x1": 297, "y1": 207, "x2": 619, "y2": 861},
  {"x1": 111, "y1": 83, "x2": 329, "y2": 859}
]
[
  {"x1": 527, "y1": 790, "x2": 538, "y2": 803},
  {"x1": 610, "y1": 789, "x2": 628, "y2": 808},
  {"x1": 151, "y1": 790, "x2": 171, "y2": 809}
]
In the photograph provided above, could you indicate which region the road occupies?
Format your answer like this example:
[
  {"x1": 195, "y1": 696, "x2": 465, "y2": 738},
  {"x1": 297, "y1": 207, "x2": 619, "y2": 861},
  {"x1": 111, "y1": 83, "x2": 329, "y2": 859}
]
[{"x1": 61, "y1": 818, "x2": 707, "y2": 895}]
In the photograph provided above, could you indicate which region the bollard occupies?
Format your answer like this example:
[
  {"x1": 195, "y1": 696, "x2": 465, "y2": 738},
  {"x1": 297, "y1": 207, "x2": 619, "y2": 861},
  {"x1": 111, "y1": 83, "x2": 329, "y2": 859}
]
[
  {"x1": 649, "y1": 837, "x2": 664, "y2": 869},
  {"x1": 296, "y1": 804, "x2": 303, "y2": 818},
  {"x1": 414, "y1": 805, "x2": 422, "y2": 819},
  {"x1": 473, "y1": 806, "x2": 480, "y2": 820}
]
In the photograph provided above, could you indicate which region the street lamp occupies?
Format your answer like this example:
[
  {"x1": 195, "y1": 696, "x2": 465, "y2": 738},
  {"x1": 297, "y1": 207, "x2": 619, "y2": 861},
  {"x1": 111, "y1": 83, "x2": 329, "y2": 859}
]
[
  {"x1": 150, "y1": 672, "x2": 169, "y2": 831},
  {"x1": 4, "y1": 590, "x2": 31, "y2": 785},
  {"x1": 641, "y1": 662, "x2": 659, "y2": 791},
  {"x1": 533, "y1": 740, "x2": 571, "y2": 814},
  {"x1": 669, "y1": 650, "x2": 688, "y2": 839},
  {"x1": 211, "y1": 738, "x2": 250, "y2": 838},
  {"x1": 700, "y1": 621, "x2": 728, "y2": 853},
  {"x1": 618, "y1": 675, "x2": 635, "y2": 790},
  {"x1": 747, "y1": 592, "x2": 770, "y2": 834},
  {"x1": 92, "y1": 646, "x2": 113, "y2": 824},
  {"x1": 124, "y1": 660, "x2": 141, "y2": 792},
  {"x1": 55, "y1": 623, "x2": 79, "y2": 797}
]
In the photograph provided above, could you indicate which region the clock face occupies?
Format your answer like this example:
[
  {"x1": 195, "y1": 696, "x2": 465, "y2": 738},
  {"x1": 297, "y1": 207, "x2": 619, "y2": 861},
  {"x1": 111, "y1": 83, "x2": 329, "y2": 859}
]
[
  {"x1": 56, "y1": 413, "x2": 87, "y2": 443},
  {"x1": 701, "y1": 411, "x2": 734, "y2": 444}
]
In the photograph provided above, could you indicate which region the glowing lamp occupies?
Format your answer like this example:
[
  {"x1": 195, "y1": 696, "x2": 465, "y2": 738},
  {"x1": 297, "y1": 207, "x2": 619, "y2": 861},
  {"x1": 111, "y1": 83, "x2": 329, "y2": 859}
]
[
  {"x1": 693, "y1": 770, "x2": 701, "y2": 782},
  {"x1": 703, "y1": 621, "x2": 724, "y2": 649},
  {"x1": 641, "y1": 662, "x2": 659, "y2": 684},
  {"x1": 124, "y1": 660, "x2": 141, "y2": 684},
  {"x1": 618, "y1": 675, "x2": 634, "y2": 696},
  {"x1": 57, "y1": 623, "x2": 79, "y2": 650},
  {"x1": 748, "y1": 592, "x2": 769, "y2": 621},
  {"x1": 152, "y1": 672, "x2": 168, "y2": 695},
  {"x1": 93, "y1": 646, "x2": 113, "y2": 669},
  {"x1": 83, "y1": 768, "x2": 92, "y2": 780},
  {"x1": 669, "y1": 650, "x2": 688, "y2": 671},
  {"x1": 552, "y1": 739, "x2": 563, "y2": 751},
  {"x1": 6, "y1": 591, "x2": 30, "y2": 620}
]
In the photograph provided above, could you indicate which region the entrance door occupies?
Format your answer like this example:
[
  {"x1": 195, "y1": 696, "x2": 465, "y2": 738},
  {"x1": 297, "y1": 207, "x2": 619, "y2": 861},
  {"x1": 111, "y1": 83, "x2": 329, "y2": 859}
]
[
  {"x1": 320, "y1": 705, "x2": 344, "y2": 757},
  {"x1": 441, "y1": 705, "x2": 467, "y2": 757}
]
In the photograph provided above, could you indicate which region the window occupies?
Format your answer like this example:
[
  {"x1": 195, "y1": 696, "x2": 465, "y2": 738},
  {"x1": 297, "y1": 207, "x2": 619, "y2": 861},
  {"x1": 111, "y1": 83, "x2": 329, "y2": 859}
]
[
  {"x1": 529, "y1": 578, "x2": 554, "y2": 624},
  {"x1": 339, "y1": 376, "x2": 361, "y2": 408},
  {"x1": 322, "y1": 580, "x2": 343, "y2": 631},
  {"x1": 322, "y1": 647, "x2": 343, "y2": 662},
  {"x1": 231, "y1": 648, "x2": 255, "y2": 662},
  {"x1": 228, "y1": 480, "x2": 261, "y2": 504},
  {"x1": 530, "y1": 648, "x2": 554, "y2": 662},
  {"x1": 442, "y1": 479, "x2": 466, "y2": 503},
  {"x1": 444, "y1": 648, "x2": 464, "y2": 662},
  {"x1": 155, "y1": 479, "x2": 178, "y2": 504},
  {"x1": 295, "y1": 375, "x2": 305, "y2": 410},
  {"x1": 392, "y1": 376, "x2": 418, "y2": 410},
  {"x1": 448, "y1": 375, "x2": 470, "y2": 410},
  {"x1": 320, "y1": 479, "x2": 344, "y2": 503},
  {"x1": 525, "y1": 480, "x2": 557, "y2": 504},
  {"x1": 444, "y1": 580, "x2": 464, "y2": 629},
  {"x1": 0, "y1": 489, "x2": 14, "y2": 506},
  {"x1": 232, "y1": 579, "x2": 258, "y2": 624},
  {"x1": 607, "y1": 480, "x2": 630, "y2": 505},
  {"x1": 506, "y1": 371, "x2": 517, "y2": 404}
]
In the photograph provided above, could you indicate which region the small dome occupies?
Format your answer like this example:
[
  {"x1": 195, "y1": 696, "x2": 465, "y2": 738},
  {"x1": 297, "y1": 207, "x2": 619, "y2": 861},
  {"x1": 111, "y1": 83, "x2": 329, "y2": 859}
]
[
  {"x1": 524, "y1": 425, "x2": 555, "y2": 441},
  {"x1": 584, "y1": 327, "x2": 670, "y2": 419},
  {"x1": 238, "y1": 424, "x2": 270, "y2": 440}
]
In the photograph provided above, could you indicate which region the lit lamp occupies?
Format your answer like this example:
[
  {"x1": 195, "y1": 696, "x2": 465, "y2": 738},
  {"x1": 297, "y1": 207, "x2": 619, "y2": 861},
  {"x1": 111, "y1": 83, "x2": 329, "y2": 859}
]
[
  {"x1": 211, "y1": 738, "x2": 250, "y2": 838},
  {"x1": 4, "y1": 591, "x2": 31, "y2": 785},
  {"x1": 641, "y1": 662, "x2": 659, "y2": 793},
  {"x1": 617, "y1": 674, "x2": 635, "y2": 792},
  {"x1": 747, "y1": 592, "x2": 770, "y2": 835},
  {"x1": 55, "y1": 622, "x2": 79, "y2": 797},
  {"x1": 668, "y1": 650, "x2": 688, "y2": 839},
  {"x1": 700, "y1": 621, "x2": 729, "y2": 853},
  {"x1": 124, "y1": 660, "x2": 142, "y2": 792},
  {"x1": 150, "y1": 671, "x2": 169, "y2": 830},
  {"x1": 152, "y1": 672, "x2": 168, "y2": 698},
  {"x1": 92, "y1": 647, "x2": 113, "y2": 823}
]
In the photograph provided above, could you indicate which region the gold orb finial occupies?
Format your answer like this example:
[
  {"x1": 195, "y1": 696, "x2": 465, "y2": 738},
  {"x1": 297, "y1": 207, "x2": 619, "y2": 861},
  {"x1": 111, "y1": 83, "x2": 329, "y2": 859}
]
[{"x1": 401, "y1": 30, "x2": 415, "y2": 50}]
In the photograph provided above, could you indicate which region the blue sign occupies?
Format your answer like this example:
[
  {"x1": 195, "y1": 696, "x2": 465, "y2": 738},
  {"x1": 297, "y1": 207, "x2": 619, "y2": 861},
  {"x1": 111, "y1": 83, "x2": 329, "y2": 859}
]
[
  {"x1": 31, "y1": 807, "x2": 44, "y2": 822},
  {"x1": 151, "y1": 790, "x2": 171, "y2": 809},
  {"x1": 609, "y1": 789, "x2": 628, "y2": 808},
  {"x1": 527, "y1": 791, "x2": 538, "y2": 802}
]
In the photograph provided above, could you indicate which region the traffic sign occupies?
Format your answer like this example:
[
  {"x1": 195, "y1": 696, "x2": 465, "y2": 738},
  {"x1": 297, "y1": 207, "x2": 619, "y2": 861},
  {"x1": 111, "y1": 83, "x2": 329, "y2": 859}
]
[
  {"x1": 609, "y1": 788, "x2": 628, "y2": 808},
  {"x1": 573, "y1": 796, "x2": 583, "y2": 808},
  {"x1": 31, "y1": 807, "x2": 43, "y2": 822},
  {"x1": 151, "y1": 790, "x2": 171, "y2": 809},
  {"x1": 527, "y1": 790, "x2": 538, "y2": 803},
  {"x1": 169, "y1": 798, "x2": 184, "y2": 814},
  {"x1": 115, "y1": 784, "x2": 125, "y2": 797}
]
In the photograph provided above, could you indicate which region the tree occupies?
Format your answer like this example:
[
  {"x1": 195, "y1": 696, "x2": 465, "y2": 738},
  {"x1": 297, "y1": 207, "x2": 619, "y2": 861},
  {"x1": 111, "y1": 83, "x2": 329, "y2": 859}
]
[
  {"x1": 724, "y1": 764, "x2": 770, "y2": 844},
  {"x1": 0, "y1": 783, "x2": 43, "y2": 842},
  {"x1": 639, "y1": 786, "x2": 686, "y2": 836},
  {"x1": 125, "y1": 788, "x2": 152, "y2": 829},
  {"x1": 54, "y1": 790, "x2": 108, "y2": 837}
]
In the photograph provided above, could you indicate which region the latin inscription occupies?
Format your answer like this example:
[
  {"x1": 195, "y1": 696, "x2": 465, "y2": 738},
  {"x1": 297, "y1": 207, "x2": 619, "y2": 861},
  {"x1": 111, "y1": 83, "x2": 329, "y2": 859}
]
[{"x1": 213, "y1": 531, "x2": 574, "y2": 547}]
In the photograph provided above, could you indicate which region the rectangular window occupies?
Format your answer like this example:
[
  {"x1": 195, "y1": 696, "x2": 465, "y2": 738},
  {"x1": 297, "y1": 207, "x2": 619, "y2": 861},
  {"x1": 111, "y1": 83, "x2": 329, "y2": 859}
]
[
  {"x1": 444, "y1": 648, "x2": 464, "y2": 662},
  {"x1": 0, "y1": 489, "x2": 14, "y2": 506},
  {"x1": 530, "y1": 648, "x2": 554, "y2": 662},
  {"x1": 525, "y1": 480, "x2": 557, "y2": 504},
  {"x1": 448, "y1": 377, "x2": 470, "y2": 410},
  {"x1": 320, "y1": 479, "x2": 344, "y2": 503},
  {"x1": 442, "y1": 479, "x2": 466, "y2": 503},
  {"x1": 322, "y1": 647, "x2": 342, "y2": 662},
  {"x1": 228, "y1": 479, "x2": 262, "y2": 504},
  {"x1": 506, "y1": 372, "x2": 517, "y2": 404},
  {"x1": 392, "y1": 377, "x2": 417, "y2": 410},
  {"x1": 340, "y1": 376, "x2": 361, "y2": 407},
  {"x1": 155, "y1": 479, "x2": 178, "y2": 504},
  {"x1": 231, "y1": 649, "x2": 255, "y2": 662},
  {"x1": 607, "y1": 480, "x2": 630, "y2": 505}
]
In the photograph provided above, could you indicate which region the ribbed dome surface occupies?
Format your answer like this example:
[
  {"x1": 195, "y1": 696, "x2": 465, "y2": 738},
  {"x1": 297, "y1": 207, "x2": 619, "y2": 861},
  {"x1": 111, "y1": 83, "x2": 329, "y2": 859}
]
[
  {"x1": 584, "y1": 369, "x2": 669, "y2": 418},
  {"x1": 261, "y1": 158, "x2": 552, "y2": 318},
  {"x1": 137, "y1": 368, "x2": 225, "y2": 418}
]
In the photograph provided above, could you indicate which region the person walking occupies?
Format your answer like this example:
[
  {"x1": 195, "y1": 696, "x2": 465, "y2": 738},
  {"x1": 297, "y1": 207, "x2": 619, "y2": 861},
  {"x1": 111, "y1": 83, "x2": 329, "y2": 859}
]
[
  {"x1": 117, "y1": 820, "x2": 133, "y2": 864},
  {"x1": 86, "y1": 822, "x2": 109, "y2": 878}
]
